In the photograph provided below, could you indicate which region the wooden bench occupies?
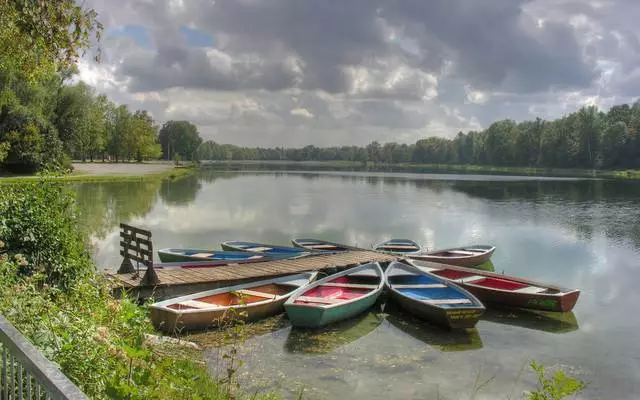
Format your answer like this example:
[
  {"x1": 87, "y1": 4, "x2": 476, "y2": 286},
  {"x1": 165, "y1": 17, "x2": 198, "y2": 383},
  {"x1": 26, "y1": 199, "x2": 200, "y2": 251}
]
[
  {"x1": 448, "y1": 250, "x2": 476, "y2": 256},
  {"x1": 296, "y1": 296, "x2": 342, "y2": 304},
  {"x1": 320, "y1": 283, "x2": 379, "y2": 289},
  {"x1": 177, "y1": 300, "x2": 220, "y2": 309},
  {"x1": 246, "y1": 246, "x2": 272, "y2": 252},
  {"x1": 235, "y1": 289, "x2": 276, "y2": 299},
  {"x1": 392, "y1": 284, "x2": 447, "y2": 289},
  {"x1": 423, "y1": 298, "x2": 472, "y2": 305},
  {"x1": 454, "y1": 275, "x2": 485, "y2": 283},
  {"x1": 512, "y1": 286, "x2": 547, "y2": 294}
]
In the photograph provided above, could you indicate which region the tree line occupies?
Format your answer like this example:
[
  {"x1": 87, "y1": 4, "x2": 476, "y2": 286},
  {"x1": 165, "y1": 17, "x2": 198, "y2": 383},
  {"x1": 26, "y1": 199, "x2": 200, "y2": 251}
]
[{"x1": 199, "y1": 103, "x2": 640, "y2": 170}]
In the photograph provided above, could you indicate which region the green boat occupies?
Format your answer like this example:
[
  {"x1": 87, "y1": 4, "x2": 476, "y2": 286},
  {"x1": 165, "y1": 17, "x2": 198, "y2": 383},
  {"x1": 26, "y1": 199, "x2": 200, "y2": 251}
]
[{"x1": 284, "y1": 262, "x2": 384, "y2": 328}]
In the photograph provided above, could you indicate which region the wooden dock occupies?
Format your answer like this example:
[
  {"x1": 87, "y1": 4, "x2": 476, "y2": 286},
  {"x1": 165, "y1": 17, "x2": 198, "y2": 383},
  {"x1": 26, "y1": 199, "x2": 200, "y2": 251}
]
[{"x1": 107, "y1": 249, "x2": 397, "y2": 300}]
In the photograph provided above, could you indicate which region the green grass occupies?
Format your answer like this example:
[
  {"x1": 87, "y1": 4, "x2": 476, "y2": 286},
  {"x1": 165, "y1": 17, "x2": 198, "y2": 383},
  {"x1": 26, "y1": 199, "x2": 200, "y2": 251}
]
[{"x1": 0, "y1": 165, "x2": 196, "y2": 184}]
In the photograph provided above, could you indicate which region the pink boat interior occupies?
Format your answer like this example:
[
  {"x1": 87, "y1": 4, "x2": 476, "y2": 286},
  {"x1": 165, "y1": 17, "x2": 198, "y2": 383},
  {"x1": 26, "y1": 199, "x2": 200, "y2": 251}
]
[{"x1": 294, "y1": 275, "x2": 379, "y2": 305}]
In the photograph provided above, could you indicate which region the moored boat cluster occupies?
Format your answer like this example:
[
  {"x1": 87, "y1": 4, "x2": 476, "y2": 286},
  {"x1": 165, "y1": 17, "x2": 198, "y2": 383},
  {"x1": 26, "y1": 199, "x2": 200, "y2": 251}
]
[{"x1": 150, "y1": 238, "x2": 580, "y2": 333}]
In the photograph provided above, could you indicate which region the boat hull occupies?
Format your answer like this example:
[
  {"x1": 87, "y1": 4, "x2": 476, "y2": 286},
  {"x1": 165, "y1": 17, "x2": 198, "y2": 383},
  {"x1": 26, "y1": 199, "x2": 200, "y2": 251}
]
[
  {"x1": 410, "y1": 246, "x2": 495, "y2": 267},
  {"x1": 409, "y1": 260, "x2": 580, "y2": 312},
  {"x1": 388, "y1": 290, "x2": 483, "y2": 330},
  {"x1": 151, "y1": 297, "x2": 286, "y2": 332},
  {"x1": 285, "y1": 292, "x2": 381, "y2": 328}
]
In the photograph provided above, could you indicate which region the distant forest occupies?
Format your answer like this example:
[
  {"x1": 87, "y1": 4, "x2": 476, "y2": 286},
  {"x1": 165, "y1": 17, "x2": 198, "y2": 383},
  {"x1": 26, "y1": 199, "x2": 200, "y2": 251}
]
[{"x1": 198, "y1": 103, "x2": 640, "y2": 170}]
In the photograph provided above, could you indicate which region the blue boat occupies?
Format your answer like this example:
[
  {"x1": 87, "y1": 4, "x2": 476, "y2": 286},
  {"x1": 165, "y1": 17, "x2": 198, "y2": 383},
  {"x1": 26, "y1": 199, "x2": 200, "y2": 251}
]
[
  {"x1": 220, "y1": 241, "x2": 310, "y2": 256},
  {"x1": 157, "y1": 248, "x2": 293, "y2": 264},
  {"x1": 385, "y1": 261, "x2": 485, "y2": 330}
]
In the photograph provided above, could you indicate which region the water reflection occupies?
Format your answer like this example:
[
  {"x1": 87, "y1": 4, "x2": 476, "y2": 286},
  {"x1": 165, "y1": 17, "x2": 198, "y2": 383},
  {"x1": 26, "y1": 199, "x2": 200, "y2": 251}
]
[
  {"x1": 285, "y1": 308, "x2": 383, "y2": 354},
  {"x1": 76, "y1": 170, "x2": 640, "y2": 399},
  {"x1": 481, "y1": 308, "x2": 579, "y2": 334},
  {"x1": 384, "y1": 303, "x2": 483, "y2": 352}
]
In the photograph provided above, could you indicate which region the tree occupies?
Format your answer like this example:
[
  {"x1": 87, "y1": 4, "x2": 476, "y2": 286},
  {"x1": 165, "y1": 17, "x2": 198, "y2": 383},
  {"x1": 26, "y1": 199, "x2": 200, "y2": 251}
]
[
  {"x1": 158, "y1": 120, "x2": 202, "y2": 161},
  {"x1": 105, "y1": 105, "x2": 131, "y2": 162},
  {"x1": 0, "y1": 0, "x2": 102, "y2": 81}
]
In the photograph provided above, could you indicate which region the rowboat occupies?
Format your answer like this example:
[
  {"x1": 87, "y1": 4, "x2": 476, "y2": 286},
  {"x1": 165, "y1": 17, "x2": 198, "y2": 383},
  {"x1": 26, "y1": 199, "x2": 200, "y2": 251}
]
[
  {"x1": 409, "y1": 244, "x2": 495, "y2": 267},
  {"x1": 407, "y1": 259, "x2": 580, "y2": 312},
  {"x1": 374, "y1": 239, "x2": 422, "y2": 254},
  {"x1": 221, "y1": 240, "x2": 314, "y2": 256},
  {"x1": 157, "y1": 248, "x2": 293, "y2": 264},
  {"x1": 284, "y1": 262, "x2": 384, "y2": 328},
  {"x1": 291, "y1": 238, "x2": 358, "y2": 252},
  {"x1": 149, "y1": 272, "x2": 318, "y2": 332},
  {"x1": 385, "y1": 261, "x2": 485, "y2": 330}
]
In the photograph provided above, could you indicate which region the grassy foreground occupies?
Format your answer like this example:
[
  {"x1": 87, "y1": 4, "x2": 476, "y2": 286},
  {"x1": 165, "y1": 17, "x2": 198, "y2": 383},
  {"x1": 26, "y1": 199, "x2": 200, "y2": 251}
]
[
  {"x1": 0, "y1": 179, "x2": 275, "y2": 400},
  {"x1": 0, "y1": 163, "x2": 196, "y2": 184},
  {"x1": 204, "y1": 160, "x2": 640, "y2": 179}
]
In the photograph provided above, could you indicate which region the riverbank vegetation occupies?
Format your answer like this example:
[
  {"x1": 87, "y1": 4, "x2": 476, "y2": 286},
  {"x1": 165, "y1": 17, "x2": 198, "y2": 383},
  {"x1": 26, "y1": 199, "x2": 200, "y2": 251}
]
[
  {"x1": 0, "y1": 179, "x2": 276, "y2": 399},
  {"x1": 197, "y1": 102, "x2": 640, "y2": 176}
]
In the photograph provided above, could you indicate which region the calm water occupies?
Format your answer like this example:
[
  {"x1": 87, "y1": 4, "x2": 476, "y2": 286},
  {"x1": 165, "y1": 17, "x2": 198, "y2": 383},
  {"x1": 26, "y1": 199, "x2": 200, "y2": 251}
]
[{"x1": 78, "y1": 170, "x2": 640, "y2": 399}]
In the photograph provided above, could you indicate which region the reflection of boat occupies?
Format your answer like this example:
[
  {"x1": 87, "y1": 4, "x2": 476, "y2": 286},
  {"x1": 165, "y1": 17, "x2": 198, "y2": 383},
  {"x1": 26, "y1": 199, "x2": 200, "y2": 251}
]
[
  {"x1": 408, "y1": 259, "x2": 580, "y2": 312},
  {"x1": 157, "y1": 248, "x2": 292, "y2": 264},
  {"x1": 285, "y1": 309, "x2": 383, "y2": 353},
  {"x1": 285, "y1": 263, "x2": 384, "y2": 328},
  {"x1": 374, "y1": 239, "x2": 422, "y2": 255},
  {"x1": 221, "y1": 241, "x2": 312, "y2": 256},
  {"x1": 291, "y1": 238, "x2": 357, "y2": 252},
  {"x1": 384, "y1": 304, "x2": 483, "y2": 352},
  {"x1": 481, "y1": 308, "x2": 579, "y2": 334},
  {"x1": 385, "y1": 261, "x2": 485, "y2": 330},
  {"x1": 149, "y1": 272, "x2": 317, "y2": 332},
  {"x1": 409, "y1": 244, "x2": 496, "y2": 267}
]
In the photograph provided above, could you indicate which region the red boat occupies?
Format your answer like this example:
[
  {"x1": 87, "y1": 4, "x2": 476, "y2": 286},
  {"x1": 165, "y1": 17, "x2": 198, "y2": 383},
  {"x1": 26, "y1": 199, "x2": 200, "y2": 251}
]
[{"x1": 406, "y1": 259, "x2": 580, "y2": 312}]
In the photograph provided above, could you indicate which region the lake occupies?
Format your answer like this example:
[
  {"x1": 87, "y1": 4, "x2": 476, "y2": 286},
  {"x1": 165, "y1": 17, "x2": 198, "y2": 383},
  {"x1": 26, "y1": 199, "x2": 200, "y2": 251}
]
[{"x1": 78, "y1": 169, "x2": 640, "y2": 400}]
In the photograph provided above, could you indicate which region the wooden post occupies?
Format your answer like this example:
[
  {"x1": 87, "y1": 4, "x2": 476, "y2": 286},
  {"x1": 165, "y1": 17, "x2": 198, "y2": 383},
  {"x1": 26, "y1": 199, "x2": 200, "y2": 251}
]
[{"x1": 118, "y1": 224, "x2": 158, "y2": 284}]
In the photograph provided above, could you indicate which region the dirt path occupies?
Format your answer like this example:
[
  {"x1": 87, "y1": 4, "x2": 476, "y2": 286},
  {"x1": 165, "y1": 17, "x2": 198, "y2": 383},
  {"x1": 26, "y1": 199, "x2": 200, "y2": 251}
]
[{"x1": 72, "y1": 162, "x2": 174, "y2": 176}]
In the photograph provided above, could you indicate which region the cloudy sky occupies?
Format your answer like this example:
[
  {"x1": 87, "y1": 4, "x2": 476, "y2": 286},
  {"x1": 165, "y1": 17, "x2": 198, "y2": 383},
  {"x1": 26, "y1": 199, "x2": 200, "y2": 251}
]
[{"x1": 79, "y1": 0, "x2": 640, "y2": 147}]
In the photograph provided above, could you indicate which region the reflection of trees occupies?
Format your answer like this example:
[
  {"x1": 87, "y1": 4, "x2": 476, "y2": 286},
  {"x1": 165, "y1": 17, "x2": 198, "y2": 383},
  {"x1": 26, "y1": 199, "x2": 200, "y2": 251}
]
[
  {"x1": 159, "y1": 174, "x2": 202, "y2": 205},
  {"x1": 449, "y1": 179, "x2": 640, "y2": 247},
  {"x1": 75, "y1": 180, "x2": 162, "y2": 239}
]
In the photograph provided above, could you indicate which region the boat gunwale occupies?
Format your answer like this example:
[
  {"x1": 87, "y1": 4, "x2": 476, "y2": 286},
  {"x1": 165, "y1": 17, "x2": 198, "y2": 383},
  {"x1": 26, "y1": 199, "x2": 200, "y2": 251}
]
[
  {"x1": 410, "y1": 244, "x2": 496, "y2": 260},
  {"x1": 150, "y1": 271, "x2": 318, "y2": 315},
  {"x1": 285, "y1": 262, "x2": 384, "y2": 309}
]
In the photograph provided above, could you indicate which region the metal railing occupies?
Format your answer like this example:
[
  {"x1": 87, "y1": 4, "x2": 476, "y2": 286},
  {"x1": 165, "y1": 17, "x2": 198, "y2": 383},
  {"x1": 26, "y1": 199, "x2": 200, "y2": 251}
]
[{"x1": 0, "y1": 315, "x2": 88, "y2": 400}]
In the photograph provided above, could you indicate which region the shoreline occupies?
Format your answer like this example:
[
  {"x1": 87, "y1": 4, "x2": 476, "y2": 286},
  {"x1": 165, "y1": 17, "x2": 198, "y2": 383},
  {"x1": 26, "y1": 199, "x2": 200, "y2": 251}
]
[
  {"x1": 201, "y1": 160, "x2": 640, "y2": 179},
  {"x1": 0, "y1": 162, "x2": 196, "y2": 183}
]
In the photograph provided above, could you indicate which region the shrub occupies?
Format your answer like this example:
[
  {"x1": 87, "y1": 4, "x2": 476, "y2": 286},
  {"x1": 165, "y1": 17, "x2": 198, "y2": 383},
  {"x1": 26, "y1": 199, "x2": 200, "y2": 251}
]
[{"x1": 0, "y1": 179, "x2": 94, "y2": 288}]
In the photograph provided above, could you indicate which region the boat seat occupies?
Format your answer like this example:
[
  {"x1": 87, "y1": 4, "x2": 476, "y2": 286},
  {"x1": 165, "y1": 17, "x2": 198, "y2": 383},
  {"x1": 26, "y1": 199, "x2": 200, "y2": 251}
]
[
  {"x1": 234, "y1": 289, "x2": 276, "y2": 299},
  {"x1": 392, "y1": 284, "x2": 447, "y2": 289},
  {"x1": 454, "y1": 275, "x2": 485, "y2": 283},
  {"x1": 379, "y1": 245, "x2": 419, "y2": 250},
  {"x1": 246, "y1": 246, "x2": 272, "y2": 252},
  {"x1": 307, "y1": 244, "x2": 339, "y2": 249},
  {"x1": 512, "y1": 286, "x2": 547, "y2": 294},
  {"x1": 321, "y1": 283, "x2": 378, "y2": 289},
  {"x1": 414, "y1": 265, "x2": 440, "y2": 273},
  {"x1": 296, "y1": 296, "x2": 342, "y2": 304},
  {"x1": 448, "y1": 250, "x2": 476, "y2": 256},
  {"x1": 177, "y1": 300, "x2": 220, "y2": 309},
  {"x1": 190, "y1": 253, "x2": 214, "y2": 258},
  {"x1": 465, "y1": 248, "x2": 488, "y2": 253},
  {"x1": 423, "y1": 298, "x2": 472, "y2": 305},
  {"x1": 247, "y1": 255, "x2": 263, "y2": 260}
]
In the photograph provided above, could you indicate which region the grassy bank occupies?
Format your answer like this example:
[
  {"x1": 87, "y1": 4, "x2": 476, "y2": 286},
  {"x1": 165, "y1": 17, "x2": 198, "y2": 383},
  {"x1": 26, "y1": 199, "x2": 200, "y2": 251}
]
[
  {"x1": 203, "y1": 160, "x2": 640, "y2": 179},
  {"x1": 0, "y1": 164, "x2": 196, "y2": 184},
  {"x1": 0, "y1": 180, "x2": 275, "y2": 399}
]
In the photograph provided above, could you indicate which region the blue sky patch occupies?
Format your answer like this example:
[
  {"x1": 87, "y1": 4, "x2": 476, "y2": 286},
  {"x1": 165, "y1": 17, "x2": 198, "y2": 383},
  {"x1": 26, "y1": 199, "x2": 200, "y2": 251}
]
[
  {"x1": 180, "y1": 25, "x2": 215, "y2": 47},
  {"x1": 107, "y1": 24, "x2": 151, "y2": 48}
]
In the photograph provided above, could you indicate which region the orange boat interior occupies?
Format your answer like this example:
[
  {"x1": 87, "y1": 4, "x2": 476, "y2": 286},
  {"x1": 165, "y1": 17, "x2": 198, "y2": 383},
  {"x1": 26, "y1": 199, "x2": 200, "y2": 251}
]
[{"x1": 168, "y1": 283, "x2": 298, "y2": 310}]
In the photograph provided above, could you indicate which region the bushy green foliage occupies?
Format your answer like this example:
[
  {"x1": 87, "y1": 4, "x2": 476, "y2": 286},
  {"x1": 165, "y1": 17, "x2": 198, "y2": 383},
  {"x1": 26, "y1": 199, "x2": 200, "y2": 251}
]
[
  {"x1": 0, "y1": 180, "x2": 92, "y2": 287},
  {"x1": 0, "y1": 104, "x2": 63, "y2": 172},
  {"x1": 525, "y1": 361, "x2": 584, "y2": 400},
  {"x1": 0, "y1": 180, "x2": 275, "y2": 399}
]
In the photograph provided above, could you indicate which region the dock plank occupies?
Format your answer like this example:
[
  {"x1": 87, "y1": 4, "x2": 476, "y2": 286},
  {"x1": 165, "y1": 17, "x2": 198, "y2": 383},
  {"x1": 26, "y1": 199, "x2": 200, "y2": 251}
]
[{"x1": 107, "y1": 250, "x2": 397, "y2": 299}]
